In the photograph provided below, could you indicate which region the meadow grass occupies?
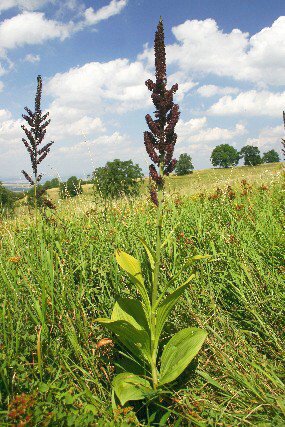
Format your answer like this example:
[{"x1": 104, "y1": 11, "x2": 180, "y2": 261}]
[
  {"x1": 45, "y1": 162, "x2": 284, "y2": 203},
  {"x1": 0, "y1": 164, "x2": 284, "y2": 426}
]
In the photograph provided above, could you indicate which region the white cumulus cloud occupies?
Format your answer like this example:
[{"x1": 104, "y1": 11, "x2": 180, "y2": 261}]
[
  {"x1": 0, "y1": 108, "x2": 12, "y2": 121},
  {"x1": 47, "y1": 103, "x2": 106, "y2": 140},
  {"x1": 47, "y1": 58, "x2": 150, "y2": 113},
  {"x1": 0, "y1": 0, "x2": 52, "y2": 12},
  {"x1": 84, "y1": 0, "x2": 127, "y2": 25},
  {"x1": 140, "y1": 17, "x2": 285, "y2": 86},
  {"x1": 197, "y1": 85, "x2": 240, "y2": 98},
  {"x1": 176, "y1": 116, "x2": 246, "y2": 143},
  {"x1": 246, "y1": 125, "x2": 284, "y2": 151},
  {"x1": 0, "y1": 12, "x2": 72, "y2": 51},
  {"x1": 208, "y1": 90, "x2": 285, "y2": 117}
]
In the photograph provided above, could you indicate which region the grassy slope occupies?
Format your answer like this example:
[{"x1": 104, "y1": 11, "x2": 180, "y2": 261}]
[
  {"x1": 46, "y1": 162, "x2": 284, "y2": 203},
  {"x1": 0, "y1": 165, "x2": 284, "y2": 426}
]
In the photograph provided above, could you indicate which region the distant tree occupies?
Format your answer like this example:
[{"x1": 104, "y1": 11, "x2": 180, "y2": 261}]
[
  {"x1": 240, "y1": 145, "x2": 262, "y2": 166},
  {"x1": 43, "y1": 178, "x2": 60, "y2": 189},
  {"x1": 93, "y1": 159, "x2": 144, "y2": 199},
  {"x1": 175, "y1": 153, "x2": 194, "y2": 175},
  {"x1": 262, "y1": 149, "x2": 280, "y2": 164},
  {"x1": 60, "y1": 176, "x2": 83, "y2": 198},
  {"x1": 210, "y1": 144, "x2": 240, "y2": 168},
  {"x1": 0, "y1": 182, "x2": 15, "y2": 210}
]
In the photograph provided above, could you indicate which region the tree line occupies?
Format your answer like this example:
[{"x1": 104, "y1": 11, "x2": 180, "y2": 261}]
[{"x1": 210, "y1": 143, "x2": 280, "y2": 168}]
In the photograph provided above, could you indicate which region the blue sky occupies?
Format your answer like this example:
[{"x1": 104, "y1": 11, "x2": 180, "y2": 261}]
[{"x1": 0, "y1": 0, "x2": 285, "y2": 180}]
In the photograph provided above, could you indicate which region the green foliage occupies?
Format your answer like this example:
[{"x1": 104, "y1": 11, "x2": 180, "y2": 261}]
[
  {"x1": 175, "y1": 153, "x2": 194, "y2": 176},
  {"x1": 210, "y1": 144, "x2": 240, "y2": 168},
  {"x1": 240, "y1": 145, "x2": 262, "y2": 166},
  {"x1": 0, "y1": 182, "x2": 15, "y2": 211},
  {"x1": 43, "y1": 177, "x2": 60, "y2": 190},
  {"x1": 98, "y1": 247, "x2": 207, "y2": 405},
  {"x1": 112, "y1": 373, "x2": 152, "y2": 406},
  {"x1": 262, "y1": 149, "x2": 280, "y2": 164},
  {"x1": 159, "y1": 327, "x2": 207, "y2": 385},
  {"x1": 93, "y1": 159, "x2": 143, "y2": 200},
  {"x1": 60, "y1": 176, "x2": 83, "y2": 198},
  {"x1": 26, "y1": 184, "x2": 45, "y2": 207}
]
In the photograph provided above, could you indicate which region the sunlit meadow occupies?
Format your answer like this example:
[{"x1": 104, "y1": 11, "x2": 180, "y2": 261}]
[
  {"x1": 0, "y1": 10, "x2": 285, "y2": 426},
  {"x1": 0, "y1": 161, "x2": 284, "y2": 425}
]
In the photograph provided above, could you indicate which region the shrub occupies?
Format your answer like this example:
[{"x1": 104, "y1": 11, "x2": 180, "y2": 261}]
[
  {"x1": 210, "y1": 144, "x2": 240, "y2": 168},
  {"x1": 59, "y1": 176, "x2": 83, "y2": 198},
  {"x1": 93, "y1": 159, "x2": 143, "y2": 200}
]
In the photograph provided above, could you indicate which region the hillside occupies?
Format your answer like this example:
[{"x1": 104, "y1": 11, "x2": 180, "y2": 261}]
[{"x1": 44, "y1": 162, "x2": 284, "y2": 206}]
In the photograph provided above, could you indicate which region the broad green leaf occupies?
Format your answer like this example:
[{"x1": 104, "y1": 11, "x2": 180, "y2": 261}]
[
  {"x1": 115, "y1": 355, "x2": 150, "y2": 376},
  {"x1": 112, "y1": 372, "x2": 152, "y2": 406},
  {"x1": 116, "y1": 250, "x2": 150, "y2": 311},
  {"x1": 155, "y1": 276, "x2": 195, "y2": 348},
  {"x1": 96, "y1": 318, "x2": 151, "y2": 363},
  {"x1": 156, "y1": 273, "x2": 195, "y2": 309},
  {"x1": 159, "y1": 327, "x2": 207, "y2": 385},
  {"x1": 112, "y1": 297, "x2": 150, "y2": 332}
]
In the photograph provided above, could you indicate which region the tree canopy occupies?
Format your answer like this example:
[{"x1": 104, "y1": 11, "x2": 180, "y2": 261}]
[
  {"x1": 43, "y1": 178, "x2": 60, "y2": 190},
  {"x1": 240, "y1": 145, "x2": 262, "y2": 166},
  {"x1": 93, "y1": 159, "x2": 144, "y2": 199},
  {"x1": 210, "y1": 144, "x2": 240, "y2": 168},
  {"x1": 175, "y1": 153, "x2": 194, "y2": 175},
  {"x1": 262, "y1": 149, "x2": 280, "y2": 164}
]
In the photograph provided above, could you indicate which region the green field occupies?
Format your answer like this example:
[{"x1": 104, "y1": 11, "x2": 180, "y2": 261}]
[{"x1": 0, "y1": 163, "x2": 284, "y2": 426}]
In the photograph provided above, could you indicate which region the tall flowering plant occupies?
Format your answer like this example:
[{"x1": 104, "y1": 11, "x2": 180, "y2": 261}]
[
  {"x1": 96, "y1": 19, "x2": 207, "y2": 408},
  {"x1": 21, "y1": 75, "x2": 54, "y2": 211}
]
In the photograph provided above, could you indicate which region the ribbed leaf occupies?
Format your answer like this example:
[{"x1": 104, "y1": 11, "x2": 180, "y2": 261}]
[
  {"x1": 116, "y1": 250, "x2": 150, "y2": 312},
  {"x1": 113, "y1": 373, "x2": 152, "y2": 406},
  {"x1": 159, "y1": 327, "x2": 207, "y2": 385},
  {"x1": 112, "y1": 297, "x2": 150, "y2": 332},
  {"x1": 96, "y1": 318, "x2": 151, "y2": 363},
  {"x1": 155, "y1": 275, "x2": 195, "y2": 347}
]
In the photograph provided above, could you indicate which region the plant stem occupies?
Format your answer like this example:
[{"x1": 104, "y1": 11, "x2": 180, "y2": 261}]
[
  {"x1": 150, "y1": 165, "x2": 164, "y2": 390},
  {"x1": 152, "y1": 191, "x2": 163, "y2": 305},
  {"x1": 34, "y1": 173, "x2": 37, "y2": 224}
]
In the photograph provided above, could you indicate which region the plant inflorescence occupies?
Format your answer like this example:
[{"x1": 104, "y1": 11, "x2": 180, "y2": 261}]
[
  {"x1": 144, "y1": 17, "x2": 180, "y2": 205},
  {"x1": 21, "y1": 75, "x2": 54, "y2": 210}
]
